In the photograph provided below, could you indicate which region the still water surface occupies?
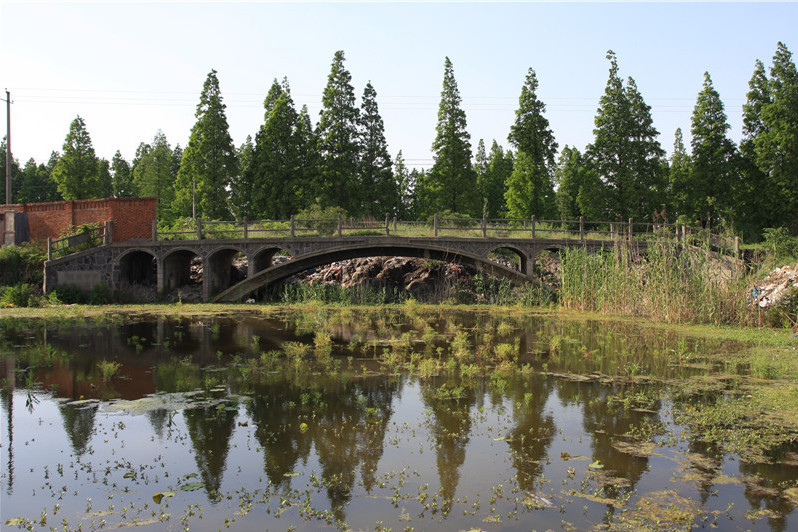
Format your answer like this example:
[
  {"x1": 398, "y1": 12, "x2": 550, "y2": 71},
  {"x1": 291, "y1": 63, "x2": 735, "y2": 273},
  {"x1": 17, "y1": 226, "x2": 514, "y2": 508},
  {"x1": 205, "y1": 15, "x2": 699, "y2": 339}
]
[{"x1": 1, "y1": 308, "x2": 796, "y2": 530}]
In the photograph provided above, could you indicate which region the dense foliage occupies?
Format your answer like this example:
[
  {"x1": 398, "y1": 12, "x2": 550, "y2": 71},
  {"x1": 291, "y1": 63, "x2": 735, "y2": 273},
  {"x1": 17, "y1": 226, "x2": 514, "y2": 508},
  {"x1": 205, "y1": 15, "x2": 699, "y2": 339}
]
[{"x1": 3, "y1": 45, "x2": 797, "y2": 242}]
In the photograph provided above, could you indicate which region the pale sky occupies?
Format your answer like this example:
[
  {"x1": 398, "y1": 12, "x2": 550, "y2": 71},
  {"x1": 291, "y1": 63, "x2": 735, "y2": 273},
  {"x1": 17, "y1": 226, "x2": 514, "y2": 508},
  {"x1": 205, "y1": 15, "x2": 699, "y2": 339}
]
[{"x1": 1, "y1": 1, "x2": 796, "y2": 169}]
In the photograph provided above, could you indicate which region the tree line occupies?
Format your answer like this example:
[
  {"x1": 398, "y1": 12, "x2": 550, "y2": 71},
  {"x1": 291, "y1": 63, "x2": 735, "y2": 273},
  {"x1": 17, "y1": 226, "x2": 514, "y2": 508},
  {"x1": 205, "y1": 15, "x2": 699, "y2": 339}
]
[{"x1": 2, "y1": 44, "x2": 796, "y2": 241}]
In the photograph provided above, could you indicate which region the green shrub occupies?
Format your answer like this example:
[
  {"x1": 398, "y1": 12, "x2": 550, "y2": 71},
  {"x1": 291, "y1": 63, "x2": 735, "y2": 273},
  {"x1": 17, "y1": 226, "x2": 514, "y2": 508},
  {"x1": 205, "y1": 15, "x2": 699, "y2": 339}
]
[
  {"x1": 0, "y1": 243, "x2": 46, "y2": 287},
  {"x1": 0, "y1": 283, "x2": 37, "y2": 307},
  {"x1": 762, "y1": 227, "x2": 798, "y2": 261},
  {"x1": 50, "y1": 284, "x2": 87, "y2": 304},
  {"x1": 88, "y1": 283, "x2": 111, "y2": 305}
]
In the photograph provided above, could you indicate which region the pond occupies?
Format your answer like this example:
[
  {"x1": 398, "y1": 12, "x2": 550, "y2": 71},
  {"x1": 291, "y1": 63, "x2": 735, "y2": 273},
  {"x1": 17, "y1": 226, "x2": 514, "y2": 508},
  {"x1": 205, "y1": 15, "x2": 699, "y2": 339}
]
[{"x1": 1, "y1": 306, "x2": 797, "y2": 531}]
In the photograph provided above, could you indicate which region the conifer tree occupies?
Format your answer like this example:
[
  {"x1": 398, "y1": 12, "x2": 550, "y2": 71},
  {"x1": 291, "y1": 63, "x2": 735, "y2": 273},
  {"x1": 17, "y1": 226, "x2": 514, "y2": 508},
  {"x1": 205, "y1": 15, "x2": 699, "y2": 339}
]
[
  {"x1": 554, "y1": 146, "x2": 582, "y2": 220},
  {"x1": 317, "y1": 51, "x2": 361, "y2": 214},
  {"x1": 51, "y1": 116, "x2": 102, "y2": 200},
  {"x1": 111, "y1": 151, "x2": 135, "y2": 198},
  {"x1": 230, "y1": 136, "x2": 254, "y2": 219},
  {"x1": 738, "y1": 59, "x2": 776, "y2": 238},
  {"x1": 394, "y1": 151, "x2": 416, "y2": 219},
  {"x1": 97, "y1": 158, "x2": 113, "y2": 198},
  {"x1": 295, "y1": 104, "x2": 320, "y2": 210},
  {"x1": 667, "y1": 128, "x2": 691, "y2": 219},
  {"x1": 359, "y1": 82, "x2": 397, "y2": 216},
  {"x1": 506, "y1": 68, "x2": 558, "y2": 219},
  {"x1": 587, "y1": 52, "x2": 665, "y2": 221},
  {"x1": 688, "y1": 72, "x2": 739, "y2": 227},
  {"x1": 483, "y1": 141, "x2": 512, "y2": 218},
  {"x1": 18, "y1": 158, "x2": 59, "y2": 203},
  {"x1": 174, "y1": 69, "x2": 238, "y2": 220},
  {"x1": 755, "y1": 43, "x2": 798, "y2": 233},
  {"x1": 425, "y1": 56, "x2": 478, "y2": 216},
  {"x1": 248, "y1": 89, "x2": 307, "y2": 219},
  {"x1": 133, "y1": 131, "x2": 176, "y2": 221}
]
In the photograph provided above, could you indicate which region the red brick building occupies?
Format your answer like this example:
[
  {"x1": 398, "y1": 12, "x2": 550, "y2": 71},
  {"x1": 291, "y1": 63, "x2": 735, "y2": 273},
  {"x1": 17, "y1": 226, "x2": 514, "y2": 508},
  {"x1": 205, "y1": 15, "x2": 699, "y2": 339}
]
[{"x1": 1, "y1": 197, "x2": 157, "y2": 246}]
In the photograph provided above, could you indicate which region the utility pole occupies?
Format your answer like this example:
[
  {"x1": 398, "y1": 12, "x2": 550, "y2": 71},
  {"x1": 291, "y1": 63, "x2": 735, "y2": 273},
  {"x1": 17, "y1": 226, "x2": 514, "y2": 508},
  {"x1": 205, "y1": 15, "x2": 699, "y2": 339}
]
[{"x1": 2, "y1": 90, "x2": 11, "y2": 205}]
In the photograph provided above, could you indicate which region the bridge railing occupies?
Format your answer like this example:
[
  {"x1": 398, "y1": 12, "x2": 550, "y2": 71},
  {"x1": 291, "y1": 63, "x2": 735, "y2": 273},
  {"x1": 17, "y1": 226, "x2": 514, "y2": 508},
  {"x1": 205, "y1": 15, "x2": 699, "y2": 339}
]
[
  {"x1": 48, "y1": 222, "x2": 112, "y2": 260},
  {"x1": 150, "y1": 215, "x2": 739, "y2": 257}
]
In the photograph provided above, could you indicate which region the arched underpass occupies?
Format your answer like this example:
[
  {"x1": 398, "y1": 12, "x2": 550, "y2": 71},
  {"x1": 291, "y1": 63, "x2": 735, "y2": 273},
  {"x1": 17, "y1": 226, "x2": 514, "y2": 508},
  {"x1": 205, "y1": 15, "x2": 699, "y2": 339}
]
[
  {"x1": 206, "y1": 247, "x2": 248, "y2": 298},
  {"x1": 212, "y1": 243, "x2": 541, "y2": 303},
  {"x1": 119, "y1": 250, "x2": 157, "y2": 285},
  {"x1": 163, "y1": 249, "x2": 202, "y2": 294},
  {"x1": 118, "y1": 249, "x2": 158, "y2": 301}
]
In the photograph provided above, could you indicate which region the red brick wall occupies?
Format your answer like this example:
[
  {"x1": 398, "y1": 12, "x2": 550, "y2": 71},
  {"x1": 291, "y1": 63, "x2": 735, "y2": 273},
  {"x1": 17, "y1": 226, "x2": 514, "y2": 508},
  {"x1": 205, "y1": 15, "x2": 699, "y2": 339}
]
[{"x1": 0, "y1": 197, "x2": 157, "y2": 243}]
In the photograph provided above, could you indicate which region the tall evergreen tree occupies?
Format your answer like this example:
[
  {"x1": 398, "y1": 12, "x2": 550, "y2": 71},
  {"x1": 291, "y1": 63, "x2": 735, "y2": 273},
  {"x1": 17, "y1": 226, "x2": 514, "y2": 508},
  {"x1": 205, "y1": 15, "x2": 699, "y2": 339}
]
[
  {"x1": 394, "y1": 150, "x2": 416, "y2": 219},
  {"x1": 51, "y1": 116, "x2": 102, "y2": 200},
  {"x1": 132, "y1": 131, "x2": 176, "y2": 221},
  {"x1": 174, "y1": 69, "x2": 238, "y2": 220},
  {"x1": 359, "y1": 82, "x2": 396, "y2": 217},
  {"x1": 425, "y1": 56, "x2": 478, "y2": 216},
  {"x1": 230, "y1": 135, "x2": 255, "y2": 219},
  {"x1": 508, "y1": 68, "x2": 557, "y2": 161},
  {"x1": 295, "y1": 104, "x2": 320, "y2": 210},
  {"x1": 667, "y1": 128, "x2": 691, "y2": 219},
  {"x1": 506, "y1": 68, "x2": 558, "y2": 219},
  {"x1": 317, "y1": 51, "x2": 361, "y2": 214},
  {"x1": 18, "y1": 158, "x2": 59, "y2": 203},
  {"x1": 587, "y1": 51, "x2": 665, "y2": 221},
  {"x1": 97, "y1": 158, "x2": 113, "y2": 198},
  {"x1": 483, "y1": 141, "x2": 512, "y2": 218},
  {"x1": 554, "y1": 146, "x2": 582, "y2": 220},
  {"x1": 248, "y1": 89, "x2": 307, "y2": 219},
  {"x1": 688, "y1": 72, "x2": 739, "y2": 227},
  {"x1": 738, "y1": 59, "x2": 776, "y2": 239},
  {"x1": 755, "y1": 43, "x2": 798, "y2": 234},
  {"x1": 111, "y1": 151, "x2": 135, "y2": 198}
]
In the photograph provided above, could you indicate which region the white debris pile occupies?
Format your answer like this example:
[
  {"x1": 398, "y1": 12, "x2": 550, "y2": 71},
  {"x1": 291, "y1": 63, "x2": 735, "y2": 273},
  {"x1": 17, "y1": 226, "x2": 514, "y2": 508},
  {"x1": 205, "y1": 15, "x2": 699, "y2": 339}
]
[{"x1": 751, "y1": 264, "x2": 798, "y2": 308}]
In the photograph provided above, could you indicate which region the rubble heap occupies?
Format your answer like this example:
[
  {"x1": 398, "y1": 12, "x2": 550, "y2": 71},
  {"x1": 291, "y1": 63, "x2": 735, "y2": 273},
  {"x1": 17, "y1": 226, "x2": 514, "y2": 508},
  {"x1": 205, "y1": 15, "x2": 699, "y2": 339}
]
[{"x1": 751, "y1": 264, "x2": 798, "y2": 308}]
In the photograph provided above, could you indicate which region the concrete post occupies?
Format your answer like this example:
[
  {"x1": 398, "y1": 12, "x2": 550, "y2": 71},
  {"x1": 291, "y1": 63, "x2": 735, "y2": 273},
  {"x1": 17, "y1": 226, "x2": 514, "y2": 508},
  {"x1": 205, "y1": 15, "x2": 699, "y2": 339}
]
[
  {"x1": 628, "y1": 218, "x2": 633, "y2": 242},
  {"x1": 104, "y1": 221, "x2": 113, "y2": 245},
  {"x1": 243, "y1": 217, "x2": 248, "y2": 240},
  {"x1": 197, "y1": 218, "x2": 202, "y2": 240},
  {"x1": 434, "y1": 213, "x2": 439, "y2": 237},
  {"x1": 152, "y1": 219, "x2": 158, "y2": 241},
  {"x1": 385, "y1": 213, "x2": 390, "y2": 236},
  {"x1": 393, "y1": 216, "x2": 397, "y2": 232},
  {"x1": 47, "y1": 237, "x2": 52, "y2": 260},
  {"x1": 290, "y1": 216, "x2": 295, "y2": 238},
  {"x1": 481, "y1": 216, "x2": 487, "y2": 237},
  {"x1": 337, "y1": 214, "x2": 342, "y2": 237},
  {"x1": 531, "y1": 215, "x2": 536, "y2": 239},
  {"x1": 734, "y1": 236, "x2": 740, "y2": 258},
  {"x1": 579, "y1": 216, "x2": 584, "y2": 241},
  {"x1": 156, "y1": 257, "x2": 165, "y2": 296}
]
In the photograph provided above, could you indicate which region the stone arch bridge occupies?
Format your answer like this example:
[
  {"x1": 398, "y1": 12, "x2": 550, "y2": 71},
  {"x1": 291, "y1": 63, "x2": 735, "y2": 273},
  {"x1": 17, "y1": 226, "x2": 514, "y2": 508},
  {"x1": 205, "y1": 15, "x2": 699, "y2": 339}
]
[{"x1": 44, "y1": 233, "x2": 648, "y2": 302}]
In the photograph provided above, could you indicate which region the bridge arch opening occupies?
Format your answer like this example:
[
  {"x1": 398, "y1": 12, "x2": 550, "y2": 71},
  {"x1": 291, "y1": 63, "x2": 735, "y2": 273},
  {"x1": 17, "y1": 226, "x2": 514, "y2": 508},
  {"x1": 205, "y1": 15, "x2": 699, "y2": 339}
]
[
  {"x1": 118, "y1": 250, "x2": 157, "y2": 300},
  {"x1": 163, "y1": 248, "x2": 202, "y2": 297},
  {"x1": 488, "y1": 246, "x2": 527, "y2": 274},
  {"x1": 213, "y1": 243, "x2": 539, "y2": 303},
  {"x1": 206, "y1": 247, "x2": 248, "y2": 297},
  {"x1": 252, "y1": 247, "x2": 293, "y2": 274}
]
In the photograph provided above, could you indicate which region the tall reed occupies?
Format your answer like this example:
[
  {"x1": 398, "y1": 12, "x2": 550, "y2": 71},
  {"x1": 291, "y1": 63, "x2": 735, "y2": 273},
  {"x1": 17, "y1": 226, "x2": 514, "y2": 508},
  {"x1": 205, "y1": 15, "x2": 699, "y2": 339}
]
[{"x1": 560, "y1": 243, "x2": 755, "y2": 326}]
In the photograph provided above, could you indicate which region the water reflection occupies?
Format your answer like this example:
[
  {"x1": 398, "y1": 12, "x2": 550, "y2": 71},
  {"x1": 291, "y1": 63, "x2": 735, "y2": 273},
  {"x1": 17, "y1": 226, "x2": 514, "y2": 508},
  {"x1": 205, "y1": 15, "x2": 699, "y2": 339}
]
[
  {"x1": 0, "y1": 309, "x2": 795, "y2": 531},
  {"x1": 184, "y1": 402, "x2": 238, "y2": 498},
  {"x1": 59, "y1": 401, "x2": 98, "y2": 456}
]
